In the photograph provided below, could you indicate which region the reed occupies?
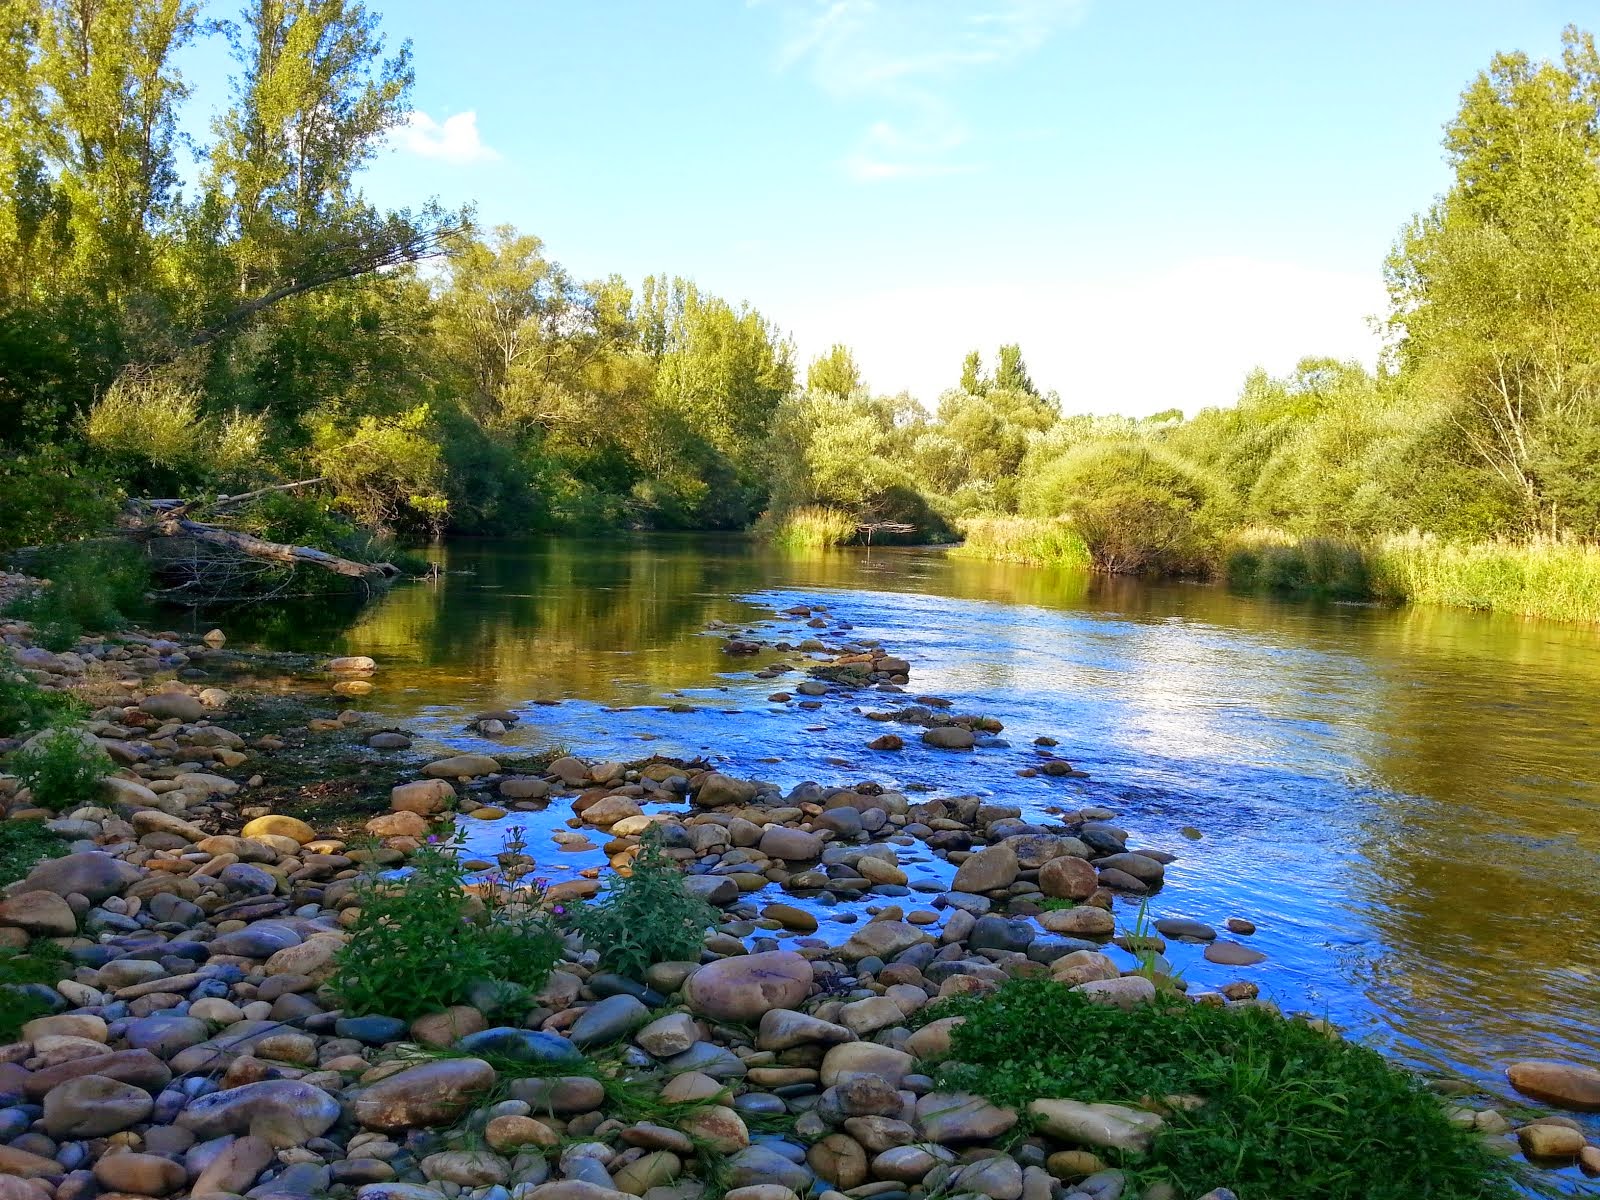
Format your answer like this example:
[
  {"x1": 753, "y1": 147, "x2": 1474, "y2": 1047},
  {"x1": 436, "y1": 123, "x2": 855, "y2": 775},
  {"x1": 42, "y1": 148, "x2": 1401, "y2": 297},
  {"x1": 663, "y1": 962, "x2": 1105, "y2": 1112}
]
[
  {"x1": 766, "y1": 505, "x2": 858, "y2": 549},
  {"x1": 1226, "y1": 528, "x2": 1600, "y2": 624},
  {"x1": 950, "y1": 516, "x2": 1091, "y2": 567}
]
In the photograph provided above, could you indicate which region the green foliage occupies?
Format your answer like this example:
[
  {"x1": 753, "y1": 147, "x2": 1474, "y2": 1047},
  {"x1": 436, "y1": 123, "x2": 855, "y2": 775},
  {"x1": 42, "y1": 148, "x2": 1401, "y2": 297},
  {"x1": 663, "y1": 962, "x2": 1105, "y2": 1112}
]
[
  {"x1": 0, "y1": 820, "x2": 66, "y2": 887},
  {"x1": 7, "y1": 542, "x2": 151, "y2": 649},
  {"x1": 920, "y1": 979, "x2": 1520, "y2": 1200},
  {"x1": 0, "y1": 940, "x2": 70, "y2": 1043},
  {"x1": 567, "y1": 830, "x2": 719, "y2": 980},
  {"x1": 1024, "y1": 441, "x2": 1228, "y2": 576},
  {"x1": 9, "y1": 728, "x2": 110, "y2": 813},
  {"x1": 312, "y1": 405, "x2": 450, "y2": 534},
  {"x1": 0, "y1": 659, "x2": 83, "y2": 738},
  {"x1": 0, "y1": 448, "x2": 121, "y2": 552},
  {"x1": 331, "y1": 829, "x2": 561, "y2": 1020}
]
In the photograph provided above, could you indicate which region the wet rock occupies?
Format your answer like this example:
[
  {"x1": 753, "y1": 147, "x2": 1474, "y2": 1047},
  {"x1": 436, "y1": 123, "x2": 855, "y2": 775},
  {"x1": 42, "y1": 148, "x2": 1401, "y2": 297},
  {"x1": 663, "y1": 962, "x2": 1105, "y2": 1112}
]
[
  {"x1": 922, "y1": 728, "x2": 975, "y2": 750},
  {"x1": 422, "y1": 753, "x2": 501, "y2": 779},
  {"x1": 1203, "y1": 941, "x2": 1267, "y2": 967},
  {"x1": 1506, "y1": 1061, "x2": 1600, "y2": 1111},
  {"x1": 1517, "y1": 1122, "x2": 1586, "y2": 1159},
  {"x1": 840, "y1": 920, "x2": 927, "y2": 962},
  {"x1": 1039, "y1": 907, "x2": 1114, "y2": 937},
  {"x1": 391, "y1": 778, "x2": 455, "y2": 814},
  {"x1": 759, "y1": 826, "x2": 824, "y2": 860},
  {"x1": 1038, "y1": 856, "x2": 1098, "y2": 901},
  {"x1": 683, "y1": 950, "x2": 812, "y2": 1021},
  {"x1": 762, "y1": 902, "x2": 818, "y2": 932},
  {"x1": 1154, "y1": 917, "x2": 1216, "y2": 941},
  {"x1": 458, "y1": 1027, "x2": 583, "y2": 1063},
  {"x1": 952, "y1": 844, "x2": 1018, "y2": 893},
  {"x1": 697, "y1": 773, "x2": 759, "y2": 808}
]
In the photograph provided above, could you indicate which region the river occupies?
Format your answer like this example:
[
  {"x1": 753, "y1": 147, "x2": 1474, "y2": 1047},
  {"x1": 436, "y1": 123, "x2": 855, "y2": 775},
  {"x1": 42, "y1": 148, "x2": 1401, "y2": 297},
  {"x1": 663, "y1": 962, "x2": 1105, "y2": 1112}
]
[{"x1": 199, "y1": 534, "x2": 1600, "y2": 1161}]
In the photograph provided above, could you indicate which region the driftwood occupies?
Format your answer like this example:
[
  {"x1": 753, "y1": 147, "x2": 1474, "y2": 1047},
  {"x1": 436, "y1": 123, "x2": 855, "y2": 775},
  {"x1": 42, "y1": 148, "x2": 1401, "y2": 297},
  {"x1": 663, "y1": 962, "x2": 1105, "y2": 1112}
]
[{"x1": 118, "y1": 493, "x2": 399, "y2": 601}]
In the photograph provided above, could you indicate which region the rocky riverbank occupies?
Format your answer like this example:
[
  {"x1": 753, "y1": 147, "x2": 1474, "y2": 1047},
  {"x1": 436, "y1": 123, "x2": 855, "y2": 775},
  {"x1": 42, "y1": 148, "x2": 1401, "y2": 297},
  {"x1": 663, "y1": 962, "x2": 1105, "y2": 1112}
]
[{"x1": 1, "y1": 606, "x2": 1597, "y2": 1200}]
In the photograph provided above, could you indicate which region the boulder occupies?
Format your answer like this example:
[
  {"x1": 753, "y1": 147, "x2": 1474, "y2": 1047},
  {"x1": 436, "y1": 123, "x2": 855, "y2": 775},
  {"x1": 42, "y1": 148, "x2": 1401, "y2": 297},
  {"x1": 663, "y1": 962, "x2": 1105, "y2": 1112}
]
[
  {"x1": 952, "y1": 844, "x2": 1019, "y2": 893},
  {"x1": 684, "y1": 951, "x2": 812, "y2": 1022},
  {"x1": 353, "y1": 1058, "x2": 498, "y2": 1130},
  {"x1": 421, "y1": 754, "x2": 500, "y2": 779},
  {"x1": 1028, "y1": 1099, "x2": 1162, "y2": 1154},
  {"x1": 696, "y1": 773, "x2": 758, "y2": 808},
  {"x1": 1507, "y1": 1061, "x2": 1600, "y2": 1112},
  {"x1": 922, "y1": 727, "x2": 975, "y2": 750}
]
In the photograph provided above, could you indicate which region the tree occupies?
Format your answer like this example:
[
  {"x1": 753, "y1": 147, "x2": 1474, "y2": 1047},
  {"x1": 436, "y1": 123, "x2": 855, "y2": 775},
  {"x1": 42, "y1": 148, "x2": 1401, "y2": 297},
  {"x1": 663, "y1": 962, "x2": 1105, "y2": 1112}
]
[
  {"x1": 959, "y1": 349, "x2": 986, "y2": 395},
  {"x1": 1386, "y1": 25, "x2": 1600, "y2": 535},
  {"x1": 806, "y1": 343, "x2": 862, "y2": 399},
  {"x1": 993, "y1": 343, "x2": 1036, "y2": 395}
]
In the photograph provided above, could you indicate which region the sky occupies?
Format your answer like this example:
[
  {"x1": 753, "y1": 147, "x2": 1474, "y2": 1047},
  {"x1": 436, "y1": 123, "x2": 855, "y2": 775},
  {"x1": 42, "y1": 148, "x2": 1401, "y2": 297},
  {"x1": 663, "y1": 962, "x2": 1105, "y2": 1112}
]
[{"x1": 187, "y1": 0, "x2": 1583, "y2": 415}]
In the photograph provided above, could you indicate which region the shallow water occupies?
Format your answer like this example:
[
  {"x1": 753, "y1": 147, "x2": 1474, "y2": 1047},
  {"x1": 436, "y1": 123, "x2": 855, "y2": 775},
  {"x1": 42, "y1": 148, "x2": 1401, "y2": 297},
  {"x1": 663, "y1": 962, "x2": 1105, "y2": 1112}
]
[{"x1": 202, "y1": 535, "x2": 1600, "y2": 1144}]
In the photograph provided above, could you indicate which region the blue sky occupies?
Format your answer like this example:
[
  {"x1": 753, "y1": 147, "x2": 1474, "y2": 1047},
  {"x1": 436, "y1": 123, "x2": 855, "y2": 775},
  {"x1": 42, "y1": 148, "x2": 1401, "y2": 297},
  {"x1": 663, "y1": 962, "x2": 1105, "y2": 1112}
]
[{"x1": 188, "y1": 1, "x2": 1582, "y2": 414}]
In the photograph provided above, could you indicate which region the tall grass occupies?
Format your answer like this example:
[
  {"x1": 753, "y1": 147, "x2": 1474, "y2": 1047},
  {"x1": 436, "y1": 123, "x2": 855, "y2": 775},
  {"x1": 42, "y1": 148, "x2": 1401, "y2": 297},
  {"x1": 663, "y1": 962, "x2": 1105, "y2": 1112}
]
[
  {"x1": 1369, "y1": 533, "x2": 1600, "y2": 623},
  {"x1": 950, "y1": 516, "x2": 1091, "y2": 568},
  {"x1": 1227, "y1": 528, "x2": 1600, "y2": 624},
  {"x1": 765, "y1": 505, "x2": 858, "y2": 550}
]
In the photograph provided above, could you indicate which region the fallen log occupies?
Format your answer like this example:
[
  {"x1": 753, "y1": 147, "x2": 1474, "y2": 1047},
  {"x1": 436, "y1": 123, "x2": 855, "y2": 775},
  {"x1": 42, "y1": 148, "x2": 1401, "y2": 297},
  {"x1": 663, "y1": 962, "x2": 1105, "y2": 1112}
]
[{"x1": 147, "y1": 516, "x2": 398, "y2": 580}]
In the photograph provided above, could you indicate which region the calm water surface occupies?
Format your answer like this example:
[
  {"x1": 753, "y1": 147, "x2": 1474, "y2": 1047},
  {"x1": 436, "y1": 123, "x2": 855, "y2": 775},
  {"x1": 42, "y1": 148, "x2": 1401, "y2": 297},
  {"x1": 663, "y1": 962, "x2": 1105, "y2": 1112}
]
[{"x1": 205, "y1": 536, "x2": 1600, "y2": 1135}]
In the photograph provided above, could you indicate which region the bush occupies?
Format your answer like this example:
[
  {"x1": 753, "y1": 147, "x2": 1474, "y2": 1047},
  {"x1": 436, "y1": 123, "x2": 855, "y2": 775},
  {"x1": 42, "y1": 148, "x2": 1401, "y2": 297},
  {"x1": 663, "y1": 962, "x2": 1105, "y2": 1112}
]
[
  {"x1": 0, "y1": 660, "x2": 83, "y2": 738},
  {"x1": 765, "y1": 506, "x2": 858, "y2": 549},
  {"x1": 6, "y1": 541, "x2": 151, "y2": 649},
  {"x1": 567, "y1": 830, "x2": 719, "y2": 980},
  {"x1": 9, "y1": 728, "x2": 110, "y2": 812},
  {"x1": 1023, "y1": 441, "x2": 1229, "y2": 576},
  {"x1": 919, "y1": 979, "x2": 1520, "y2": 1200},
  {"x1": 0, "y1": 820, "x2": 66, "y2": 887},
  {"x1": 312, "y1": 405, "x2": 450, "y2": 534},
  {"x1": 331, "y1": 828, "x2": 561, "y2": 1020},
  {"x1": 0, "y1": 448, "x2": 121, "y2": 552}
]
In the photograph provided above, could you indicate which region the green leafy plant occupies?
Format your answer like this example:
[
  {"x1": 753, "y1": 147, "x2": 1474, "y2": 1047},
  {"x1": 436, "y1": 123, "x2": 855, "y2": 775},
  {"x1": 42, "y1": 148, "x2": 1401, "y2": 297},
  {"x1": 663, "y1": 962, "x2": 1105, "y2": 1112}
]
[
  {"x1": 0, "y1": 660, "x2": 83, "y2": 738},
  {"x1": 918, "y1": 978, "x2": 1522, "y2": 1200},
  {"x1": 566, "y1": 828, "x2": 719, "y2": 980},
  {"x1": 0, "y1": 820, "x2": 66, "y2": 887},
  {"x1": 9, "y1": 728, "x2": 109, "y2": 812},
  {"x1": 0, "y1": 940, "x2": 70, "y2": 1041},
  {"x1": 331, "y1": 827, "x2": 561, "y2": 1020},
  {"x1": 6, "y1": 542, "x2": 151, "y2": 649}
]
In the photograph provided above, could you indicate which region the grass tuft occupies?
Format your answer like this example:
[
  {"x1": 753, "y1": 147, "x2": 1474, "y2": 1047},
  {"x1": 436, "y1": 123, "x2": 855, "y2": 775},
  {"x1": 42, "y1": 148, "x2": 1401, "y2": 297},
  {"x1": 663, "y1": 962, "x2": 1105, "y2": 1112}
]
[
  {"x1": 764, "y1": 505, "x2": 859, "y2": 550},
  {"x1": 950, "y1": 516, "x2": 1091, "y2": 568}
]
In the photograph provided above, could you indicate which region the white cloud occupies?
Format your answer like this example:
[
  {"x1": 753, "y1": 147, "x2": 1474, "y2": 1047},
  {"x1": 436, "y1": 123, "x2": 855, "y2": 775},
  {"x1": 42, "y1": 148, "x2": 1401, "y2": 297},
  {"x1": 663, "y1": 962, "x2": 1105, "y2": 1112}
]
[
  {"x1": 392, "y1": 110, "x2": 500, "y2": 165},
  {"x1": 780, "y1": 257, "x2": 1387, "y2": 416},
  {"x1": 765, "y1": 0, "x2": 1085, "y2": 179}
]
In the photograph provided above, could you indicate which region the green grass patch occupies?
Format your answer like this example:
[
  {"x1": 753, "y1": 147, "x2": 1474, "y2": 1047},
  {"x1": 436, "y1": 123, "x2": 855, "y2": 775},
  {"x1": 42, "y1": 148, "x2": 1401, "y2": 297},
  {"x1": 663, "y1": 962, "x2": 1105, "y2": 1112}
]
[
  {"x1": 951, "y1": 516, "x2": 1092, "y2": 568},
  {"x1": 0, "y1": 820, "x2": 66, "y2": 887},
  {"x1": 0, "y1": 939, "x2": 70, "y2": 1041},
  {"x1": 918, "y1": 978, "x2": 1523, "y2": 1200}
]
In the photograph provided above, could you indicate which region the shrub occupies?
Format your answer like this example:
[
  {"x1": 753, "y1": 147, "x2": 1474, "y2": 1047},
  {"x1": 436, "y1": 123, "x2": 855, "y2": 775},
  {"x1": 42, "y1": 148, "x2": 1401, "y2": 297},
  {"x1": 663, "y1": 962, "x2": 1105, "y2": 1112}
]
[
  {"x1": 84, "y1": 372, "x2": 209, "y2": 468},
  {"x1": 0, "y1": 820, "x2": 66, "y2": 887},
  {"x1": 919, "y1": 979, "x2": 1520, "y2": 1200},
  {"x1": 331, "y1": 828, "x2": 561, "y2": 1020},
  {"x1": 0, "y1": 448, "x2": 121, "y2": 552},
  {"x1": 0, "y1": 660, "x2": 83, "y2": 738},
  {"x1": 0, "y1": 940, "x2": 70, "y2": 1042},
  {"x1": 312, "y1": 405, "x2": 451, "y2": 534},
  {"x1": 567, "y1": 830, "x2": 719, "y2": 980},
  {"x1": 7, "y1": 542, "x2": 151, "y2": 649},
  {"x1": 9, "y1": 728, "x2": 110, "y2": 812},
  {"x1": 1225, "y1": 530, "x2": 1374, "y2": 600},
  {"x1": 1023, "y1": 441, "x2": 1229, "y2": 576}
]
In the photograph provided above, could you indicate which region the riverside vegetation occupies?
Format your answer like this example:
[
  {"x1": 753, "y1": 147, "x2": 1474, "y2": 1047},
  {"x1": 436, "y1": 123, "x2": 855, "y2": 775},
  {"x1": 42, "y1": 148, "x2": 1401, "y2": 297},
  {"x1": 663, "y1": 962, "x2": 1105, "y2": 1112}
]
[
  {"x1": 3, "y1": 7, "x2": 1600, "y2": 620},
  {"x1": 0, "y1": 598, "x2": 1597, "y2": 1200}
]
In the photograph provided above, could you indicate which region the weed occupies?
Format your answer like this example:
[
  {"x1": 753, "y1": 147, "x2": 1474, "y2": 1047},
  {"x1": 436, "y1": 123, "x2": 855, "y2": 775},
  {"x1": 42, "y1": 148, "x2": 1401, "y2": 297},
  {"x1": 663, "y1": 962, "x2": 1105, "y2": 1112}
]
[
  {"x1": 331, "y1": 827, "x2": 561, "y2": 1021},
  {"x1": 0, "y1": 658, "x2": 83, "y2": 738},
  {"x1": 766, "y1": 506, "x2": 859, "y2": 550},
  {"x1": 9, "y1": 728, "x2": 109, "y2": 812},
  {"x1": 0, "y1": 820, "x2": 66, "y2": 887},
  {"x1": 565, "y1": 828, "x2": 719, "y2": 980},
  {"x1": 917, "y1": 978, "x2": 1522, "y2": 1200},
  {"x1": 951, "y1": 516, "x2": 1092, "y2": 568}
]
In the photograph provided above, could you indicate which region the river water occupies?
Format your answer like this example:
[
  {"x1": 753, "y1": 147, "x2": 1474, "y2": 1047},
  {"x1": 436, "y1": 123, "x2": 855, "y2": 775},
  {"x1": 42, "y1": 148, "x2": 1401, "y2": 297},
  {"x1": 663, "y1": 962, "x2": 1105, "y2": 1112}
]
[{"x1": 206, "y1": 535, "x2": 1600, "y2": 1150}]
